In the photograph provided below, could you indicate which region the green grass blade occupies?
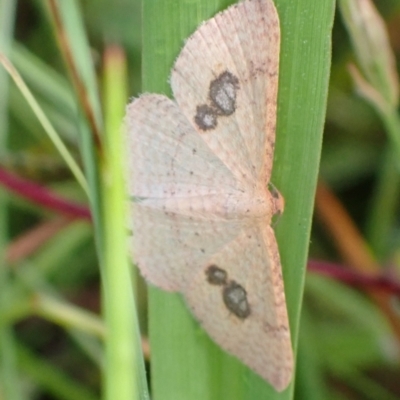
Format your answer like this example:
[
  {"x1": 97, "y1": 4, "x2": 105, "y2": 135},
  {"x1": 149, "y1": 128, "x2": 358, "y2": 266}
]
[
  {"x1": 274, "y1": 0, "x2": 335, "y2": 363},
  {"x1": 17, "y1": 344, "x2": 98, "y2": 400},
  {"x1": 10, "y1": 43, "x2": 78, "y2": 143},
  {"x1": 296, "y1": 308, "x2": 331, "y2": 400},
  {"x1": 0, "y1": 55, "x2": 88, "y2": 193},
  {"x1": 142, "y1": 0, "x2": 335, "y2": 398},
  {"x1": 0, "y1": 0, "x2": 16, "y2": 143},
  {"x1": 45, "y1": 0, "x2": 105, "y2": 264},
  {"x1": 48, "y1": 0, "x2": 103, "y2": 132},
  {"x1": 11, "y1": 43, "x2": 75, "y2": 118},
  {"x1": 102, "y1": 46, "x2": 149, "y2": 400},
  {"x1": 0, "y1": 1, "x2": 21, "y2": 399}
]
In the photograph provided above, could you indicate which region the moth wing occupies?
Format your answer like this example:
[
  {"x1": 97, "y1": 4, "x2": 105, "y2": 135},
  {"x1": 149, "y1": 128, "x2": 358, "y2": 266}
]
[
  {"x1": 126, "y1": 95, "x2": 246, "y2": 290},
  {"x1": 184, "y1": 222, "x2": 293, "y2": 391},
  {"x1": 171, "y1": 0, "x2": 280, "y2": 186}
]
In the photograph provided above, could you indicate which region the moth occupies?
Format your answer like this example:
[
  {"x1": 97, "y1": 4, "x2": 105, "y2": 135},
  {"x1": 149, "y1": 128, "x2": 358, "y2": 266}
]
[{"x1": 125, "y1": 0, "x2": 293, "y2": 391}]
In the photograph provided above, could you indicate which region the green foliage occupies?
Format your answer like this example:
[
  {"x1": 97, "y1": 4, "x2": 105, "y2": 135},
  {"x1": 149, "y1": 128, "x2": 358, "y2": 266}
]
[
  {"x1": 142, "y1": 0, "x2": 334, "y2": 399},
  {"x1": 0, "y1": 0, "x2": 399, "y2": 399}
]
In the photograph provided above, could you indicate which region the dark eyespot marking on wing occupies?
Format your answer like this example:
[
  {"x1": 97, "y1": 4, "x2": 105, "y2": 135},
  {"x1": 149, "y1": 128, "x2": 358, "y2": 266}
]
[
  {"x1": 223, "y1": 280, "x2": 251, "y2": 319},
  {"x1": 194, "y1": 104, "x2": 217, "y2": 131},
  {"x1": 209, "y1": 71, "x2": 239, "y2": 116},
  {"x1": 206, "y1": 265, "x2": 228, "y2": 285},
  {"x1": 205, "y1": 263, "x2": 250, "y2": 319},
  {"x1": 194, "y1": 70, "x2": 240, "y2": 132}
]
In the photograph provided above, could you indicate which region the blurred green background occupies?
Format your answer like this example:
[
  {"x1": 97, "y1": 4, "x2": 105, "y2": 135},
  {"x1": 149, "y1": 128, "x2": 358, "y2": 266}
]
[{"x1": 0, "y1": 0, "x2": 400, "y2": 399}]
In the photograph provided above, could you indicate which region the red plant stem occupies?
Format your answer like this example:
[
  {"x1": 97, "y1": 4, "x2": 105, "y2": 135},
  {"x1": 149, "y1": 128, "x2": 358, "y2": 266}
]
[
  {"x1": 6, "y1": 217, "x2": 72, "y2": 263},
  {"x1": 308, "y1": 259, "x2": 400, "y2": 296},
  {"x1": 0, "y1": 167, "x2": 91, "y2": 220},
  {"x1": 2, "y1": 167, "x2": 399, "y2": 297}
]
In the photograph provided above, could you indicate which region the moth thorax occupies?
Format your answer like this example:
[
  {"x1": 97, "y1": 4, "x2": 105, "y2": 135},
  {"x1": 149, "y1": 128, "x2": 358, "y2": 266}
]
[{"x1": 224, "y1": 191, "x2": 272, "y2": 219}]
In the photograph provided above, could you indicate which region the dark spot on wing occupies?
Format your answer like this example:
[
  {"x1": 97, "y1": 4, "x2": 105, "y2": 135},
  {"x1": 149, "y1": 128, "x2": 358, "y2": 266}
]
[
  {"x1": 209, "y1": 71, "x2": 239, "y2": 116},
  {"x1": 206, "y1": 265, "x2": 228, "y2": 285},
  {"x1": 194, "y1": 104, "x2": 217, "y2": 131},
  {"x1": 223, "y1": 280, "x2": 251, "y2": 319},
  {"x1": 193, "y1": 70, "x2": 239, "y2": 132}
]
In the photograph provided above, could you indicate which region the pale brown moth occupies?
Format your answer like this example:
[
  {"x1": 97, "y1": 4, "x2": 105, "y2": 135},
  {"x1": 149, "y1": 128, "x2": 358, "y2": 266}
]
[{"x1": 126, "y1": 0, "x2": 293, "y2": 391}]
